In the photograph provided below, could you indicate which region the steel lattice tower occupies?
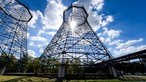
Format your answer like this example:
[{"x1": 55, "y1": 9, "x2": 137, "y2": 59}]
[
  {"x1": 0, "y1": 0, "x2": 32, "y2": 58},
  {"x1": 0, "y1": 0, "x2": 32, "y2": 73},
  {"x1": 40, "y1": 6, "x2": 117, "y2": 79},
  {"x1": 41, "y1": 6, "x2": 113, "y2": 65}
]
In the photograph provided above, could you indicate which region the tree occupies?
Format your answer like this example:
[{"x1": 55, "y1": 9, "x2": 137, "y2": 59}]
[
  {"x1": 18, "y1": 54, "x2": 32, "y2": 73},
  {"x1": 26, "y1": 58, "x2": 41, "y2": 74},
  {"x1": 6, "y1": 54, "x2": 17, "y2": 72},
  {"x1": 0, "y1": 53, "x2": 16, "y2": 74},
  {"x1": 0, "y1": 53, "x2": 8, "y2": 75}
]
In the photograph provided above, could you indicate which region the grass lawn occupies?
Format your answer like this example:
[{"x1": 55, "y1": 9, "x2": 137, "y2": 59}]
[
  {"x1": 0, "y1": 75, "x2": 146, "y2": 82},
  {"x1": 65, "y1": 79, "x2": 121, "y2": 82},
  {"x1": 0, "y1": 75, "x2": 55, "y2": 82}
]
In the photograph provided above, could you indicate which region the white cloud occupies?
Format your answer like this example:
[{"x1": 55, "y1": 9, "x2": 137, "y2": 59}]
[
  {"x1": 28, "y1": 10, "x2": 43, "y2": 28},
  {"x1": 113, "y1": 45, "x2": 146, "y2": 56},
  {"x1": 107, "y1": 29, "x2": 121, "y2": 39},
  {"x1": 100, "y1": 28, "x2": 145, "y2": 57},
  {"x1": 109, "y1": 39, "x2": 123, "y2": 46},
  {"x1": 99, "y1": 27, "x2": 121, "y2": 44},
  {"x1": 47, "y1": 31, "x2": 56, "y2": 36},
  {"x1": 101, "y1": 16, "x2": 113, "y2": 27},
  {"x1": 29, "y1": 36, "x2": 47, "y2": 42},
  {"x1": 103, "y1": 27, "x2": 121, "y2": 39},
  {"x1": 28, "y1": 50, "x2": 36, "y2": 58},
  {"x1": 39, "y1": 48, "x2": 44, "y2": 53},
  {"x1": 37, "y1": 30, "x2": 45, "y2": 35},
  {"x1": 116, "y1": 38, "x2": 143, "y2": 49},
  {"x1": 91, "y1": 0, "x2": 104, "y2": 11},
  {"x1": 28, "y1": 42, "x2": 34, "y2": 46},
  {"x1": 28, "y1": 0, "x2": 66, "y2": 30},
  {"x1": 105, "y1": 37, "x2": 111, "y2": 43},
  {"x1": 37, "y1": 30, "x2": 56, "y2": 36},
  {"x1": 42, "y1": 0, "x2": 67, "y2": 30},
  {"x1": 37, "y1": 42, "x2": 48, "y2": 48},
  {"x1": 110, "y1": 38, "x2": 146, "y2": 57}
]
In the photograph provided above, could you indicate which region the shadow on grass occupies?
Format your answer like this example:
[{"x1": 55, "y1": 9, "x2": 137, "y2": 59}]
[
  {"x1": 119, "y1": 75, "x2": 146, "y2": 81},
  {"x1": 4, "y1": 76, "x2": 50, "y2": 82}
]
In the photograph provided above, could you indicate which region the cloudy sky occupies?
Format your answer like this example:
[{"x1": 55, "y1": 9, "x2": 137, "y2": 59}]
[{"x1": 19, "y1": 0, "x2": 146, "y2": 58}]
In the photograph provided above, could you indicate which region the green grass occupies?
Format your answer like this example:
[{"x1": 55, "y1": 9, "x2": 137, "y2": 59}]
[
  {"x1": 118, "y1": 75, "x2": 146, "y2": 81},
  {"x1": 64, "y1": 79, "x2": 121, "y2": 82},
  {"x1": 0, "y1": 75, "x2": 55, "y2": 82},
  {"x1": 0, "y1": 75, "x2": 146, "y2": 82}
]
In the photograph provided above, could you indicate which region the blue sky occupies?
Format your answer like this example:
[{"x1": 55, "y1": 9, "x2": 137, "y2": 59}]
[{"x1": 19, "y1": 0, "x2": 146, "y2": 58}]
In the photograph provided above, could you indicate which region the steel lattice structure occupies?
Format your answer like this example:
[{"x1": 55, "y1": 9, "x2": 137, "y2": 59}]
[
  {"x1": 0, "y1": 0, "x2": 32, "y2": 61},
  {"x1": 40, "y1": 6, "x2": 113, "y2": 66}
]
